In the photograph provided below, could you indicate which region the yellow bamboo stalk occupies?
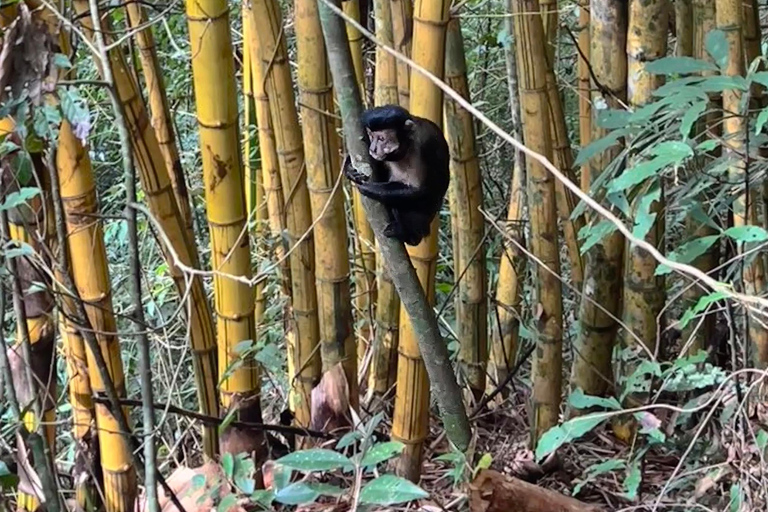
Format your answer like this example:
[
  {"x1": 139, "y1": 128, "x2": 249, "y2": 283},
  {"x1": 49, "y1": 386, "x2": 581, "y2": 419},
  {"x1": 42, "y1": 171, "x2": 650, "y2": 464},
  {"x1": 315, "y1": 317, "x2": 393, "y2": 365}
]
[
  {"x1": 717, "y1": 0, "x2": 768, "y2": 365},
  {"x1": 510, "y1": 0, "x2": 563, "y2": 442},
  {"x1": 70, "y1": 0, "x2": 220, "y2": 456},
  {"x1": 57, "y1": 267, "x2": 99, "y2": 511},
  {"x1": 541, "y1": 3, "x2": 584, "y2": 292},
  {"x1": 577, "y1": 0, "x2": 592, "y2": 192},
  {"x1": 124, "y1": 2, "x2": 195, "y2": 245},
  {"x1": 569, "y1": 0, "x2": 627, "y2": 401},
  {"x1": 391, "y1": 0, "x2": 451, "y2": 481},
  {"x1": 391, "y1": 0, "x2": 413, "y2": 108},
  {"x1": 676, "y1": 0, "x2": 693, "y2": 56},
  {"x1": 444, "y1": 17, "x2": 488, "y2": 401},
  {"x1": 3, "y1": 166, "x2": 57, "y2": 512},
  {"x1": 367, "y1": 0, "x2": 401, "y2": 395},
  {"x1": 242, "y1": 20, "x2": 268, "y2": 331},
  {"x1": 342, "y1": 0, "x2": 366, "y2": 100},
  {"x1": 621, "y1": 0, "x2": 668, "y2": 357},
  {"x1": 185, "y1": 0, "x2": 264, "y2": 450},
  {"x1": 57, "y1": 119, "x2": 137, "y2": 512},
  {"x1": 682, "y1": 0, "x2": 718, "y2": 356},
  {"x1": 295, "y1": 0, "x2": 358, "y2": 403},
  {"x1": 244, "y1": 11, "x2": 292, "y2": 299},
  {"x1": 247, "y1": 0, "x2": 322, "y2": 426}
]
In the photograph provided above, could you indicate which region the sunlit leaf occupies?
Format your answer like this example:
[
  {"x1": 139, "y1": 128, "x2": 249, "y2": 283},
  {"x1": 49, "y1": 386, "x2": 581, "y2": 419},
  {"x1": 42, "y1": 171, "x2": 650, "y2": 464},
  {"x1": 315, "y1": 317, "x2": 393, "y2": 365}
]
[
  {"x1": 646, "y1": 56, "x2": 718, "y2": 75},
  {"x1": 359, "y1": 475, "x2": 428, "y2": 505},
  {"x1": 535, "y1": 414, "x2": 607, "y2": 462},
  {"x1": 276, "y1": 449, "x2": 352, "y2": 472}
]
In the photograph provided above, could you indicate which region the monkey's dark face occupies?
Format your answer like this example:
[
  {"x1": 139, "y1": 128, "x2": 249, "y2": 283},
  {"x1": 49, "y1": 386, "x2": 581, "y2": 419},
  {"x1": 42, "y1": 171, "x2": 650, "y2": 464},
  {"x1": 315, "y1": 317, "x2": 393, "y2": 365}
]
[{"x1": 366, "y1": 128, "x2": 402, "y2": 161}]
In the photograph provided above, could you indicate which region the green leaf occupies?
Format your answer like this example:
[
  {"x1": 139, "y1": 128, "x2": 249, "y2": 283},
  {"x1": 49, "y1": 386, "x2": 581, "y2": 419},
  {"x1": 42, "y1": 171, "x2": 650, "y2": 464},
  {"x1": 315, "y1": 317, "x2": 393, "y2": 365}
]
[
  {"x1": 535, "y1": 414, "x2": 607, "y2": 462},
  {"x1": 632, "y1": 187, "x2": 661, "y2": 241},
  {"x1": 608, "y1": 158, "x2": 669, "y2": 193},
  {"x1": 579, "y1": 220, "x2": 618, "y2": 254},
  {"x1": 681, "y1": 101, "x2": 708, "y2": 139},
  {"x1": 574, "y1": 130, "x2": 624, "y2": 167},
  {"x1": 651, "y1": 141, "x2": 694, "y2": 160},
  {"x1": 336, "y1": 430, "x2": 362, "y2": 450},
  {"x1": 573, "y1": 459, "x2": 625, "y2": 496},
  {"x1": 623, "y1": 460, "x2": 642, "y2": 501},
  {"x1": 359, "y1": 475, "x2": 429, "y2": 505},
  {"x1": 250, "y1": 490, "x2": 275, "y2": 508},
  {"x1": 751, "y1": 71, "x2": 768, "y2": 89},
  {"x1": 0, "y1": 187, "x2": 40, "y2": 211},
  {"x1": 706, "y1": 29, "x2": 729, "y2": 69},
  {"x1": 700, "y1": 75, "x2": 749, "y2": 92},
  {"x1": 646, "y1": 56, "x2": 718, "y2": 75},
  {"x1": 697, "y1": 139, "x2": 720, "y2": 152},
  {"x1": 568, "y1": 388, "x2": 621, "y2": 411},
  {"x1": 271, "y1": 464, "x2": 292, "y2": 491},
  {"x1": 756, "y1": 108, "x2": 768, "y2": 134},
  {"x1": 730, "y1": 483, "x2": 743, "y2": 512},
  {"x1": 276, "y1": 449, "x2": 352, "y2": 472},
  {"x1": 4, "y1": 243, "x2": 35, "y2": 259},
  {"x1": 218, "y1": 494, "x2": 238, "y2": 512},
  {"x1": 678, "y1": 291, "x2": 728, "y2": 329},
  {"x1": 221, "y1": 453, "x2": 234, "y2": 479},
  {"x1": 595, "y1": 109, "x2": 632, "y2": 130},
  {"x1": 474, "y1": 453, "x2": 493, "y2": 476},
  {"x1": 361, "y1": 441, "x2": 404, "y2": 467},
  {"x1": 756, "y1": 430, "x2": 768, "y2": 453},
  {"x1": 724, "y1": 225, "x2": 768, "y2": 244},
  {"x1": 657, "y1": 235, "x2": 720, "y2": 275},
  {"x1": 190, "y1": 474, "x2": 206, "y2": 492},
  {"x1": 274, "y1": 482, "x2": 320, "y2": 506},
  {"x1": 53, "y1": 53, "x2": 72, "y2": 69}
]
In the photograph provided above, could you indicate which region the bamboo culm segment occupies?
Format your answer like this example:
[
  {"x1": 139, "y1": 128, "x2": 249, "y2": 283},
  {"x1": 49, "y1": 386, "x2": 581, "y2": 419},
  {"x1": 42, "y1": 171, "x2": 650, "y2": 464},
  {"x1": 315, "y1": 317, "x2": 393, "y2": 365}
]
[
  {"x1": 184, "y1": 0, "x2": 263, "y2": 450},
  {"x1": 71, "y1": 0, "x2": 220, "y2": 457},
  {"x1": 248, "y1": 0, "x2": 322, "y2": 427}
]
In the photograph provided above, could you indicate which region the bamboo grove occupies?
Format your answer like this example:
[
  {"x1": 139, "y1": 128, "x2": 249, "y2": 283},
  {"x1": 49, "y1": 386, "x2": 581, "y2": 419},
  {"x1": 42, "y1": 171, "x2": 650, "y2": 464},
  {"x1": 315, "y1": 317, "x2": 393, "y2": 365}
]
[{"x1": 2, "y1": 0, "x2": 768, "y2": 509}]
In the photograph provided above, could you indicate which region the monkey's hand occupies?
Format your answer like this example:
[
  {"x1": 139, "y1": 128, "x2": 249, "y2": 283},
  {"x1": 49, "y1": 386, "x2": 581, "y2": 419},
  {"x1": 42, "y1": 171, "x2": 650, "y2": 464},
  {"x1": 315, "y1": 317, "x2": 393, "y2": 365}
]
[{"x1": 343, "y1": 154, "x2": 369, "y2": 184}]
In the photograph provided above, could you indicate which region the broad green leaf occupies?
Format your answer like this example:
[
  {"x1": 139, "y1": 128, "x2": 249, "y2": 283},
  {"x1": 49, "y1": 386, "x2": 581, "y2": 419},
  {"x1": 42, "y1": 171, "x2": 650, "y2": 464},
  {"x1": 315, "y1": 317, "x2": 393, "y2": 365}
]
[
  {"x1": 730, "y1": 483, "x2": 743, "y2": 512},
  {"x1": 271, "y1": 464, "x2": 292, "y2": 491},
  {"x1": 657, "y1": 235, "x2": 720, "y2": 276},
  {"x1": 623, "y1": 460, "x2": 642, "y2": 501},
  {"x1": 568, "y1": 389, "x2": 621, "y2": 411},
  {"x1": 336, "y1": 431, "x2": 362, "y2": 450},
  {"x1": 573, "y1": 459, "x2": 625, "y2": 496},
  {"x1": 276, "y1": 448, "x2": 352, "y2": 472},
  {"x1": 608, "y1": 157, "x2": 675, "y2": 193},
  {"x1": 574, "y1": 130, "x2": 624, "y2": 167},
  {"x1": 650, "y1": 141, "x2": 694, "y2": 160},
  {"x1": 250, "y1": 490, "x2": 275, "y2": 509},
  {"x1": 307, "y1": 483, "x2": 344, "y2": 497},
  {"x1": 653, "y1": 76, "x2": 704, "y2": 97},
  {"x1": 274, "y1": 482, "x2": 320, "y2": 506},
  {"x1": 681, "y1": 101, "x2": 708, "y2": 139},
  {"x1": 751, "y1": 71, "x2": 768, "y2": 89},
  {"x1": 361, "y1": 441, "x2": 405, "y2": 467},
  {"x1": 535, "y1": 414, "x2": 607, "y2": 462},
  {"x1": 190, "y1": 474, "x2": 206, "y2": 492},
  {"x1": 646, "y1": 56, "x2": 718, "y2": 75},
  {"x1": 218, "y1": 494, "x2": 238, "y2": 512},
  {"x1": 595, "y1": 109, "x2": 632, "y2": 130},
  {"x1": 756, "y1": 430, "x2": 768, "y2": 453},
  {"x1": 632, "y1": 187, "x2": 661, "y2": 241},
  {"x1": 579, "y1": 220, "x2": 618, "y2": 254},
  {"x1": 53, "y1": 53, "x2": 72, "y2": 69},
  {"x1": 724, "y1": 225, "x2": 768, "y2": 244},
  {"x1": 221, "y1": 453, "x2": 234, "y2": 479},
  {"x1": 706, "y1": 29, "x2": 729, "y2": 69},
  {"x1": 4, "y1": 244, "x2": 35, "y2": 259},
  {"x1": 696, "y1": 139, "x2": 720, "y2": 152},
  {"x1": 700, "y1": 75, "x2": 749, "y2": 92},
  {"x1": 359, "y1": 475, "x2": 429, "y2": 505},
  {"x1": 756, "y1": 108, "x2": 768, "y2": 134},
  {"x1": 475, "y1": 453, "x2": 493, "y2": 473},
  {"x1": 678, "y1": 291, "x2": 728, "y2": 329},
  {"x1": 0, "y1": 187, "x2": 41, "y2": 211}
]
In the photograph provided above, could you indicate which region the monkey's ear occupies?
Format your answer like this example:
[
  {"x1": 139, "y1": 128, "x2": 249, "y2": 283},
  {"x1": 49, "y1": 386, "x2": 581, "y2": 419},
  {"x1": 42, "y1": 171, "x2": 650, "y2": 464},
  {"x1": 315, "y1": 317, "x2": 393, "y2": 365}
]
[
  {"x1": 404, "y1": 119, "x2": 415, "y2": 130},
  {"x1": 365, "y1": 127, "x2": 373, "y2": 138}
]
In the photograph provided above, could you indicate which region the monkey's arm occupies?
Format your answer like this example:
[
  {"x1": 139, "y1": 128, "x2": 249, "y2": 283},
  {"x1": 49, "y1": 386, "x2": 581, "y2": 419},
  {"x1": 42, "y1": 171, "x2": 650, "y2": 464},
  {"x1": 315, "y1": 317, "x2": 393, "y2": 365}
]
[{"x1": 354, "y1": 180, "x2": 427, "y2": 206}]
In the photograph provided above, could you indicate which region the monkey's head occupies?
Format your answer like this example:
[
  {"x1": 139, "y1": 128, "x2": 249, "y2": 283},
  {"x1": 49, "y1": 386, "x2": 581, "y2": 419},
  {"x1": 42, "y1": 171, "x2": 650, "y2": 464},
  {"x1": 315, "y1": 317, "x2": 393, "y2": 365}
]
[{"x1": 361, "y1": 105, "x2": 414, "y2": 162}]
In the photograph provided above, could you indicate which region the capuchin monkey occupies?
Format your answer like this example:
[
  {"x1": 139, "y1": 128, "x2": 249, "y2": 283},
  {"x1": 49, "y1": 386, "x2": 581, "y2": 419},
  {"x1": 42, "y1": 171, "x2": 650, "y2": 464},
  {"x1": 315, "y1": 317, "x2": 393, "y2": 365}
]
[{"x1": 343, "y1": 104, "x2": 450, "y2": 246}]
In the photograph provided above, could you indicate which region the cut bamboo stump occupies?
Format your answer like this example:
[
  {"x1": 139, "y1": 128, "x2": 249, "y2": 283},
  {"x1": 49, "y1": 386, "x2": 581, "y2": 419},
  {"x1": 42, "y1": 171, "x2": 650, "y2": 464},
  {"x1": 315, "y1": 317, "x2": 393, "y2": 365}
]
[{"x1": 469, "y1": 470, "x2": 603, "y2": 512}]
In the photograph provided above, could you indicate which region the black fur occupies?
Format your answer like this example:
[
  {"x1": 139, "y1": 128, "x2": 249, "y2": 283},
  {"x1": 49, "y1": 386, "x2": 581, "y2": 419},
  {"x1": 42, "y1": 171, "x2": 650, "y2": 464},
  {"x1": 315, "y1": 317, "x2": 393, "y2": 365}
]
[{"x1": 345, "y1": 104, "x2": 450, "y2": 247}]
